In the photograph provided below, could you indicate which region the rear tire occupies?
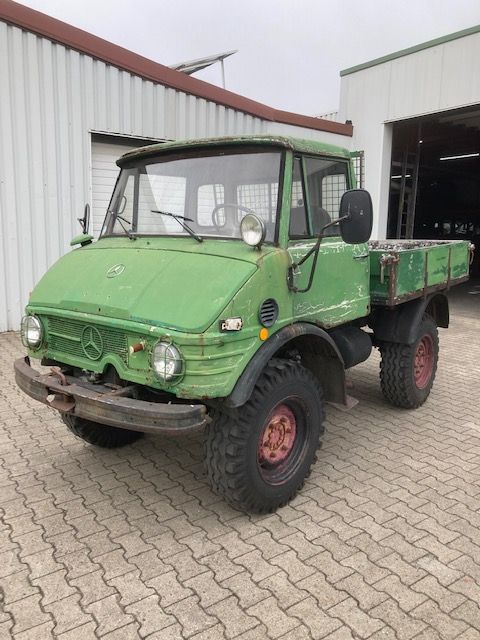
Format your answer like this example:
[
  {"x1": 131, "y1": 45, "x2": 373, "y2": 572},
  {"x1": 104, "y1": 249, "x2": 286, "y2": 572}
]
[
  {"x1": 204, "y1": 359, "x2": 325, "y2": 513},
  {"x1": 379, "y1": 315, "x2": 439, "y2": 409},
  {"x1": 61, "y1": 414, "x2": 143, "y2": 448}
]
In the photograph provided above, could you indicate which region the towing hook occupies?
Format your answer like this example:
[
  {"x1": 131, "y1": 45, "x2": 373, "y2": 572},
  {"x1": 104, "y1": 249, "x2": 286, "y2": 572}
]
[{"x1": 49, "y1": 367, "x2": 68, "y2": 386}]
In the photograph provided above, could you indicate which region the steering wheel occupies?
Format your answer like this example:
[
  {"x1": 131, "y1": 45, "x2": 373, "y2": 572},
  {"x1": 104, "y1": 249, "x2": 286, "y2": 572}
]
[{"x1": 211, "y1": 203, "x2": 257, "y2": 227}]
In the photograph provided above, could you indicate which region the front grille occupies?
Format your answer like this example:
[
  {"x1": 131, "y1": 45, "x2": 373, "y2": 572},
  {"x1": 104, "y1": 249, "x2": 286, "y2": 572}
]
[{"x1": 46, "y1": 316, "x2": 129, "y2": 363}]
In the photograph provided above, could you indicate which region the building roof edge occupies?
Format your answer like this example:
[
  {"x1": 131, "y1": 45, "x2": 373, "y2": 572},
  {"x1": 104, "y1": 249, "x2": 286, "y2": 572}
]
[
  {"x1": 0, "y1": 0, "x2": 352, "y2": 136},
  {"x1": 340, "y1": 23, "x2": 480, "y2": 77}
]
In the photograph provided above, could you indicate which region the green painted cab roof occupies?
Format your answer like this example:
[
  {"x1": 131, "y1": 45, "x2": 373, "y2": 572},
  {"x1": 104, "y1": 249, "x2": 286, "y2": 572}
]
[{"x1": 118, "y1": 134, "x2": 351, "y2": 166}]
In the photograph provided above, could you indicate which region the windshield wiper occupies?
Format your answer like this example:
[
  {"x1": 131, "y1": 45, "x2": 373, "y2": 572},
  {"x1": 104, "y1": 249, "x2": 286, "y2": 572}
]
[
  {"x1": 151, "y1": 209, "x2": 203, "y2": 243},
  {"x1": 111, "y1": 212, "x2": 136, "y2": 240}
]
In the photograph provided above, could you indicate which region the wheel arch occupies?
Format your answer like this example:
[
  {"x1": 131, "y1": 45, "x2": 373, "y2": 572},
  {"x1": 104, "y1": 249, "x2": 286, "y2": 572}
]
[
  {"x1": 425, "y1": 293, "x2": 449, "y2": 328},
  {"x1": 224, "y1": 323, "x2": 347, "y2": 408},
  {"x1": 371, "y1": 292, "x2": 448, "y2": 345}
]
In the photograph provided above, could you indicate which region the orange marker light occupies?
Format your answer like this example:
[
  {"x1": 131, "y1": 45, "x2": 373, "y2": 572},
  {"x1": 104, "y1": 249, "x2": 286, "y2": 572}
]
[{"x1": 259, "y1": 328, "x2": 269, "y2": 341}]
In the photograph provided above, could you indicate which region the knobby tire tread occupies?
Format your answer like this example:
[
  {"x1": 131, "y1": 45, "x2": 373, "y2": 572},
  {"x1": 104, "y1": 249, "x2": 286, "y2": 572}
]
[
  {"x1": 62, "y1": 414, "x2": 143, "y2": 448},
  {"x1": 379, "y1": 315, "x2": 439, "y2": 409},
  {"x1": 204, "y1": 359, "x2": 325, "y2": 513}
]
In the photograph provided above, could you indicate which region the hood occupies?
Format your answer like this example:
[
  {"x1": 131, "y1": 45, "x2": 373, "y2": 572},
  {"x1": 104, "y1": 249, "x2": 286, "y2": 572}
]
[{"x1": 29, "y1": 238, "x2": 264, "y2": 332}]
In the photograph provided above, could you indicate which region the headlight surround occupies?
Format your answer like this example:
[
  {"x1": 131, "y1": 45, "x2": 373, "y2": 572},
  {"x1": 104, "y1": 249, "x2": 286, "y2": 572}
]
[
  {"x1": 21, "y1": 315, "x2": 43, "y2": 348},
  {"x1": 240, "y1": 214, "x2": 266, "y2": 247},
  {"x1": 151, "y1": 341, "x2": 184, "y2": 381}
]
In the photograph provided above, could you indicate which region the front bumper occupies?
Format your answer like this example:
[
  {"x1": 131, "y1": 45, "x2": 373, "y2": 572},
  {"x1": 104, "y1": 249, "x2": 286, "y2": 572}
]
[{"x1": 14, "y1": 357, "x2": 207, "y2": 435}]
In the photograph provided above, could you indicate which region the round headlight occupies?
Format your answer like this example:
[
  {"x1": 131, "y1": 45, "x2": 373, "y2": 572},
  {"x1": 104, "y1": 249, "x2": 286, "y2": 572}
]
[
  {"x1": 152, "y1": 341, "x2": 183, "y2": 381},
  {"x1": 21, "y1": 315, "x2": 43, "y2": 348},
  {"x1": 240, "y1": 214, "x2": 266, "y2": 247}
]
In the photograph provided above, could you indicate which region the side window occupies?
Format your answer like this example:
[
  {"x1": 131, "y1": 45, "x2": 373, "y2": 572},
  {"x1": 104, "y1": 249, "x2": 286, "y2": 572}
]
[
  {"x1": 289, "y1": 157, "x2": 309, "y2": 239},
  {"x1": 197, "y1": 183, "x2": 225, "y2": 226},
  {"x1": 304, "y1": 157, "x2": 349, "y2": 235}
]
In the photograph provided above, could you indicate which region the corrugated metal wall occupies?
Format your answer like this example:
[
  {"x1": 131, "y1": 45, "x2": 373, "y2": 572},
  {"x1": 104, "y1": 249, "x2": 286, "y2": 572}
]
[{"x1": 0, "y1": 21, "x2": 267, "y2": 332}]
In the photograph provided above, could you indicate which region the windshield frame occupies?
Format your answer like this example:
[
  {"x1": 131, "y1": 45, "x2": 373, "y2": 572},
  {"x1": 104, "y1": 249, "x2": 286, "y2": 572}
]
[{"x1": 100, "y1": 146, "x2": 286, "y2": 245}]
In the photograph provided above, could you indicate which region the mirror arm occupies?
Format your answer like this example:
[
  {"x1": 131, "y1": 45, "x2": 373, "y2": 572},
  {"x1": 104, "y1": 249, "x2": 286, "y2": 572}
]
[
  {"x1": 287, "y1": 214, "x2": 350, "y2": 293},
  {"x1": 288, "y1": 240, "x2": 322, "y2": 293}
]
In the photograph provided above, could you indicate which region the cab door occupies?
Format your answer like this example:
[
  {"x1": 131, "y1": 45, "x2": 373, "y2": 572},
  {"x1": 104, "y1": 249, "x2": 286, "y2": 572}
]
[{"x1": 288, "y1": 155, "x2": 370, "y2": 327}]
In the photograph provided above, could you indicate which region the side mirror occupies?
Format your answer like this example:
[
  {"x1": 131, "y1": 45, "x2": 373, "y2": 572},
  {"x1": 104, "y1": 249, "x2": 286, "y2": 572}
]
[
  {"x1": 339, "y1": 189, "x2": 373, "y2": 244},
  {"x1": 71, "y1": 203, "x2": 93, "y2": 247},
  {"x1": 78, "y1": 203, "x2": 91, "y2": 235}
]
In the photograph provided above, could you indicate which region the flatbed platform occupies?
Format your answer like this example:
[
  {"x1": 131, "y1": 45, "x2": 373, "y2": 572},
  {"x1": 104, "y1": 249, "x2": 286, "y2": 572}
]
[{"x1": 369, "y1": 239, "x2": 472, "y2": 306}]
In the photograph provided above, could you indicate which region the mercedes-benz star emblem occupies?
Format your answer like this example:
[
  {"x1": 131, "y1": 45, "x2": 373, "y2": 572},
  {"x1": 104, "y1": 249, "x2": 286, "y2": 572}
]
[
  {"x1": 81, "y1": 326, "x2": 104, "y2": 360},
  {"x1": 106, "y1": 264, "x2": 125, "y2": 278}
]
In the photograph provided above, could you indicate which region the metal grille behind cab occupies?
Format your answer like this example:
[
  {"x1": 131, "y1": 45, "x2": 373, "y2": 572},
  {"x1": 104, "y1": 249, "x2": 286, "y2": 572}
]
[{"x1": 47, "y1": 316, "x2": 128, "y2": 363}]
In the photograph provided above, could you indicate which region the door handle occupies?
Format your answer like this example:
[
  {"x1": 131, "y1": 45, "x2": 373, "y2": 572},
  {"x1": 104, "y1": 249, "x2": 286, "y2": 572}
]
[{"x1": 353, "y1": 253, "x2": 369, "y2": 260}]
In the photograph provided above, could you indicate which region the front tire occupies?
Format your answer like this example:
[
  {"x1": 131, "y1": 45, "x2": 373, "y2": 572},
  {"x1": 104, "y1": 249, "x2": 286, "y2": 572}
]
[
  {"x1": 379, "y1": 315, "x2": 439, "y2": 409},
  {"x1": 61, "y1": 415, "x2": 143, "y2": 448},
  {"x1": 204, "y1": 359, "x2": 325, "y2": 513}
]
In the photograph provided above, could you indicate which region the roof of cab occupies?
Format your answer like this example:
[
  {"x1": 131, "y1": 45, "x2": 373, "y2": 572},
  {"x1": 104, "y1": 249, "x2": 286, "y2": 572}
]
[{"x1": 118, "y1": 135, "x2": 351, "y2": 166}]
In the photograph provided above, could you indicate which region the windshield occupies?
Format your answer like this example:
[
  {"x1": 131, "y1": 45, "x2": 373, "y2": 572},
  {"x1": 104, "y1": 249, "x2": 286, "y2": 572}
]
[{"x1": 102, "y1": 149, "x2": 283, "y2": 243}]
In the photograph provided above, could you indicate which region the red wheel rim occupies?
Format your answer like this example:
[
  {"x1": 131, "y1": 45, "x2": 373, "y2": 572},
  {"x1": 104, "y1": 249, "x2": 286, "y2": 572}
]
[
  {"x1": 258, "y1": 404, "x2": 297, "y2": 466},
  {"x1": 414, "y1": 334, "x2": 434, "y2": 389}
]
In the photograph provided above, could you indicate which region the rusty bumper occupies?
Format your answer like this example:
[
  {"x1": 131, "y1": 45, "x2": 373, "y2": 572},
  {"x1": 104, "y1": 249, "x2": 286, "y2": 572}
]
[{"x1": 14, "y1": 357, "x2": 207, "y2": 435}]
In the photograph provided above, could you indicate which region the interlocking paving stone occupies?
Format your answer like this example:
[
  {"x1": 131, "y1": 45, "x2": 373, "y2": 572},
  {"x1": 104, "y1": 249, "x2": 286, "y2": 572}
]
[
  {"x1": 185, "y1": 569, "x2": 232, "y2": 608},
  {"x1": 220, "y1": 571, "x2": 270, "y2": 609},
  {"x1": 288, "y1": 595, "x2": 343, "y2": 638},
  {"x1": 43, "y1": 594, "x2": 93, "y2": 636},
  {"x1": 1, "y1": 287, "x2": 480, "y2": 638},
  {"x1": 208, "y1": 595, "x2": 260, "y2": 638},
  {"x1": 412, "y1": 575, "x2": 467, "y2": 613},
  {"x1": 258, "y1": 570, "x2": 309, "y2": 609}
]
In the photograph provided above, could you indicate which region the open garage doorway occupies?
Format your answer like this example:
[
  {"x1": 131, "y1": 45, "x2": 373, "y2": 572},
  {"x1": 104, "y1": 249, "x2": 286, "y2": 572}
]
[{"x1": 387, "y1": 106, "x2": 480, "y2": 276}]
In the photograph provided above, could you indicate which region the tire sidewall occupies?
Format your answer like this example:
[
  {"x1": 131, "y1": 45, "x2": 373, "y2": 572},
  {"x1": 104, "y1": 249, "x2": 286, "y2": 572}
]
[
  {"x1": 239, "y1": 371, "x2": 322, "y2": 505},
  {"x1": 406, "y1": 316, "x2": 439, "y2": 405}
]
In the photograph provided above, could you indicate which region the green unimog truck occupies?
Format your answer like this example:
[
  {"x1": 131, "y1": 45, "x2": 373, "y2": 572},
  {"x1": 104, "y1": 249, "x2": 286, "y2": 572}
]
[{"x1": 15, "y1": 135, "x2": 472, "y2": 513}]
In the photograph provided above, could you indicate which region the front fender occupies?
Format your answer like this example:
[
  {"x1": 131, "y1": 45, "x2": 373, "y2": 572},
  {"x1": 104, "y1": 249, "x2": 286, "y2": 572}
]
[{"x1": 224, "y1": 323, "x2": 347, "y2": 408}]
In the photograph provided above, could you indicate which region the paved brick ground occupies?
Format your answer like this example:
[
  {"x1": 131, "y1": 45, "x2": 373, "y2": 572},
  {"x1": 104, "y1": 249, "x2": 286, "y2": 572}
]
[{"x1": 1, "y1": 285, "x2": 479, "y2": 639}]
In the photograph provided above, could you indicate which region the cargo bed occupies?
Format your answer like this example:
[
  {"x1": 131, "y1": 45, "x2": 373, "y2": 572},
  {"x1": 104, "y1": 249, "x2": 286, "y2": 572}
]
[{"x1": 369, "y1": 239, "x2": 471, "y2": 306}]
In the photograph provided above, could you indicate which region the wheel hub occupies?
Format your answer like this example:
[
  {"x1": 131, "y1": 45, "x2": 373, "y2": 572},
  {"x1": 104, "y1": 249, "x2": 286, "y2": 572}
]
[
  {"x1": 258, "y1": 404, "x2": 296, "y2": 464},
  {"x1": 414, "y1": 334, "x2": 434, "y2": 389}
]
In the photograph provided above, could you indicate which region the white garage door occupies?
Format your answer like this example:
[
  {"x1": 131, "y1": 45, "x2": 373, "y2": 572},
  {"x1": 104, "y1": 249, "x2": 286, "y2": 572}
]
[{"x1": 91, "y1": 140, "x2": 144, "y2": 237}]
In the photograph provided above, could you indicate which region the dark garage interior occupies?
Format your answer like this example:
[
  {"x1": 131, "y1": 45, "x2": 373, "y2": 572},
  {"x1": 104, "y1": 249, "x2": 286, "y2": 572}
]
[{"x1": 387, "y1": 105, "x2": 480, "y2": 276}]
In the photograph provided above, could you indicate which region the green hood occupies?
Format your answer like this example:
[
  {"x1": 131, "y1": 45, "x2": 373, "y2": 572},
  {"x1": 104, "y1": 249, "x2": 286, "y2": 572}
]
[{"x1": 29, "y1": 238, "x2": 263, "y2": 332}]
